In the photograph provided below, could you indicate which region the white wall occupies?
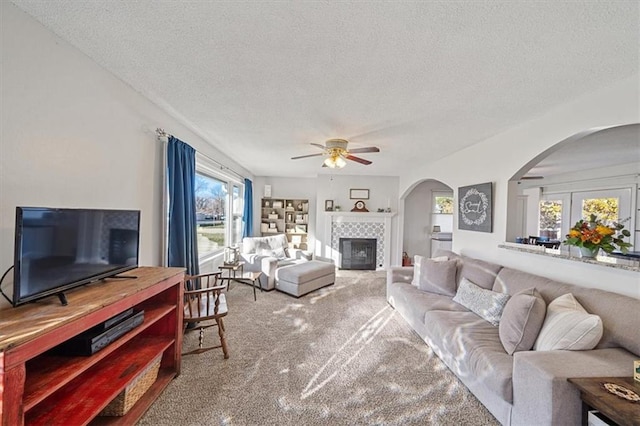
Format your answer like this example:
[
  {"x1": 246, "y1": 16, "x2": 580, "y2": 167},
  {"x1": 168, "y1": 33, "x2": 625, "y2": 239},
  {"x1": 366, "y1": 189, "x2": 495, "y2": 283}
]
[
  {"x1": 0, "y1": 4, "x2": 252, "y2": 305},
  {"x1": 399, "y1": 76, "x2": 640, "y2": 298},
  {"x1": 403, "y1": 180, "x2": 452, "y2": 259},
  {"x1": 314, "y1": 174, "x2": 400, "y2": 263}
]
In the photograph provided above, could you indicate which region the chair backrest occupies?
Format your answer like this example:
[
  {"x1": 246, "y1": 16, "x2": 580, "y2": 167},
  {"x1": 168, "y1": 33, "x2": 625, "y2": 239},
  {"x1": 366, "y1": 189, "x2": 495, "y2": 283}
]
[{"x1": 183, "y1": 272, "x2": 227, "y2": 322}]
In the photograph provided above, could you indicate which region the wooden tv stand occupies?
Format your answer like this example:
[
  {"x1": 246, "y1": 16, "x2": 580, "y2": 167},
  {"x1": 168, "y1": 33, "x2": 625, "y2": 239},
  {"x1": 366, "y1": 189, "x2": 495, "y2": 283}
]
[{"x1": 0, "y1": 266, "x2": 184, "y2": 425}]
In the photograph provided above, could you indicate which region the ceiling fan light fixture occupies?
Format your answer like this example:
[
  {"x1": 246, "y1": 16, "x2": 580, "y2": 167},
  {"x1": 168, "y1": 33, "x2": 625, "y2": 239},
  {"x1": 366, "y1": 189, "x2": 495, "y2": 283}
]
[
  {"x1": 323, "y1": 157, "x2": 336, "y2": 168},
  {"x1": 324, "y1": 154, "x2": 346, "y2": 169}
]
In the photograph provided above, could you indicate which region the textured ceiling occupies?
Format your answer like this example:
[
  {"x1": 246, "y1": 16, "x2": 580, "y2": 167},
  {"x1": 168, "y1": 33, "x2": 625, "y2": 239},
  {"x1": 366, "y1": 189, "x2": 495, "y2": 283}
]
[{"x1": 10, "y1": 1, "x2": 640, "y2": 178}]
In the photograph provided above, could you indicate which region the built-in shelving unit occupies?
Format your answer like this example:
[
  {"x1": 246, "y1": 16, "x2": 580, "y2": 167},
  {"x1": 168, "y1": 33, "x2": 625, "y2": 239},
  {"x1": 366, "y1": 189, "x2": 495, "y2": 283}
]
[
  {"x1": 0, "y1": 266, "x2": 185, "y2": 425},
  {"x1": 261, "y1": 198, "x2": 309, "y2": 250}
]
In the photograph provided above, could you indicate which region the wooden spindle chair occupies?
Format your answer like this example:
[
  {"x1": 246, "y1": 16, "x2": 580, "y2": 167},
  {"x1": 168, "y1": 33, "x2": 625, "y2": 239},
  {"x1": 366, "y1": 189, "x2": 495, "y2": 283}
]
[{"x1": 182, "y1": 272, "x2": 229, "y2": 358}]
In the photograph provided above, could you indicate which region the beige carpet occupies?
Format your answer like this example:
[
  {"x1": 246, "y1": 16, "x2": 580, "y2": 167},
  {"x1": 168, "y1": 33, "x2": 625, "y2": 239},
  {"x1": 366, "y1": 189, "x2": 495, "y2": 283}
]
[{"x1": 139, "y1": 270, "x2": 498, "y2": 426}]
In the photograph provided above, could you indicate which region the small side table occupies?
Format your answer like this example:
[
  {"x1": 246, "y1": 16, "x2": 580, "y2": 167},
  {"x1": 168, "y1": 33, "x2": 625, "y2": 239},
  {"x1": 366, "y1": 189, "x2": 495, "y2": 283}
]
[
  {"x1": 568, "y1": 376, "x2": 640, "y2": 425},
  {"x1": 218, "y1": 261, "x2": 245, "y2": 290},
  {"x1": 235, "y1": 271, "x2": 263, "y2": 301}
]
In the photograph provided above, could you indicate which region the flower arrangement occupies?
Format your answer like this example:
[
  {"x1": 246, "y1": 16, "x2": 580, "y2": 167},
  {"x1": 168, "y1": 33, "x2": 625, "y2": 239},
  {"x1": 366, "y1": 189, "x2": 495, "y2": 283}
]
[{"x1": 563, "y1": 214, "x2": 632, "y2": 255}]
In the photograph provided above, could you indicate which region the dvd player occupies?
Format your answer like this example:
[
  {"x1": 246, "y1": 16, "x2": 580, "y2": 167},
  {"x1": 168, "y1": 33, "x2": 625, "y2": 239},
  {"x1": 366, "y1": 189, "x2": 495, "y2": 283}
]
[{"x1": 55, "y1": 309, "x2": 144, "y2": 356}]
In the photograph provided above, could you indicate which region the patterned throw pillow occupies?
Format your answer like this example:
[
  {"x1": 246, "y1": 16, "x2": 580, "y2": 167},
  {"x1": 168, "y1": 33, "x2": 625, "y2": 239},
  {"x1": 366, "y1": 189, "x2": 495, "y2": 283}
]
[
  {"x1": 534, "y1": 293, "x2": 603, "y2": 351},
  {"x1": 453, "y1": 277, "x2": 511, "y2": 326}
]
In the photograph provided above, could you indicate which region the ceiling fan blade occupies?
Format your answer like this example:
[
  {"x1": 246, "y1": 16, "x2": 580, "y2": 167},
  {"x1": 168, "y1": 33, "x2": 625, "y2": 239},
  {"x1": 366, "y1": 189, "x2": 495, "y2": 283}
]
[
  {"x1": 348, "y1": 147, "x2": 380, "y2": 154},
  {"x1": 310, "y1": 143, "x2": 326, "y2": 150},
  {"x1": 345, "y1": 155, "x2": 372, "y2": 165},
  {"x1": 291, "y1": 153, "x2": 324, "y2": 160}
]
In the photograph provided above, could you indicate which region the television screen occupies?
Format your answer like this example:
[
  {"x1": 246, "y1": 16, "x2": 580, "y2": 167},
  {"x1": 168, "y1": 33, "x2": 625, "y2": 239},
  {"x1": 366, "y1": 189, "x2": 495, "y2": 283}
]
[{"x1": 13, "y1": 207, "x2": 141, "y2": 306}]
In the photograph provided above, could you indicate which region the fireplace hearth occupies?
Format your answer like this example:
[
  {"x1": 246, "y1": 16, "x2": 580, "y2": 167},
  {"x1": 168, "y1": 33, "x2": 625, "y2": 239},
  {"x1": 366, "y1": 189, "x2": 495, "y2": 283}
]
[{"x1": 339, "y1": 238, "x2": 377, "y2": 270}]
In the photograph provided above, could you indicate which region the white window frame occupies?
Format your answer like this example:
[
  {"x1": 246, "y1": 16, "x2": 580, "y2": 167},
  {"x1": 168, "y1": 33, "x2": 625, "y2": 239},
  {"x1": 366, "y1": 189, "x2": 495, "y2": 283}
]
[
  {"x1": 196, "y1": 154, "x2": 244, "y2": 263},
  {"x1": 541, "y1": 184, "x2": 635, "y2": 243}
]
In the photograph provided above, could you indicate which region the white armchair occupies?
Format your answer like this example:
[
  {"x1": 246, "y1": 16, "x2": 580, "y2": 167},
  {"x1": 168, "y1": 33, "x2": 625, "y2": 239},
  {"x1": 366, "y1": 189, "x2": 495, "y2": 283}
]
[{"x1": 240, "y1": 234, "x2": 311, "y2": 290}]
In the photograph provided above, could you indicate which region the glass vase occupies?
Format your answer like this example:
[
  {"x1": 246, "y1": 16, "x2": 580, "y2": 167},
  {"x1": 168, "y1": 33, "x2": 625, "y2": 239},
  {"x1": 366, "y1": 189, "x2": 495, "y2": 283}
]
[{"x1": 578, "y1": 246, "x2": 599, "y2": 258}]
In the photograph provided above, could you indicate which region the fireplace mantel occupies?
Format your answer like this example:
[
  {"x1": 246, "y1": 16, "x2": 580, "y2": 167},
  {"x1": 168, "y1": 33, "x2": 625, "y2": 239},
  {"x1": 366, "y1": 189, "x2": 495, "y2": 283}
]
[
  {"x1": 326, "y1": 211, "x2": 397, "y2": 219},
  {"x1": 325, "y1": 211, "x2": 396, "y2": 270}
]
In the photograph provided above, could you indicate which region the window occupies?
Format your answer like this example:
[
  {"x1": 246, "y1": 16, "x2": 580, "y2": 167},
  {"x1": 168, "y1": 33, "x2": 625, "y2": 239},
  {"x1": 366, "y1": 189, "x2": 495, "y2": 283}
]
[
  {"x1": 570, "y1": 189, "x2": 631, "y2": 227},
  {"x1": 538, "y1": 199, "x2": 563, "y2": 240},
  {"x1": 195, "y1": 173, "x2": 228, "y2": 257},
  {"x1": 433, "y1": 192, "x2": 454, "y2": 214},
  {"x1": 195, "y1": 155, "x2": 244, "y2": 261},
  {"x1": 538, "y1": 188, "x2": 633, "y2": 242}
]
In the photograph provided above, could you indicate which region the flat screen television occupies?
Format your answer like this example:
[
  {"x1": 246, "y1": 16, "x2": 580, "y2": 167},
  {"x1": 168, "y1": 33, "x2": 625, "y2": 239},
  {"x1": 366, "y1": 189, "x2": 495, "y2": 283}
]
[{"x1": 12, "y1": 207, "x2": 141, "y2": 307}]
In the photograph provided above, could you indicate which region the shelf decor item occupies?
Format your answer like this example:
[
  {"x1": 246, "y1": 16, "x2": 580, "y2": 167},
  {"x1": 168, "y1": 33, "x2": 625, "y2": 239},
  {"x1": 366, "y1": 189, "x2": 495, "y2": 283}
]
[{"x1": 563, "y1": 214, "x2": 632, "y2": 257}]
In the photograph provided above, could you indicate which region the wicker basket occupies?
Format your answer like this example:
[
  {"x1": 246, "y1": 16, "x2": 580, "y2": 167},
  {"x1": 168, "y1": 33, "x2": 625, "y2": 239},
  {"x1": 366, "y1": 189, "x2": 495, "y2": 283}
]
[{"x1": 99, "y1": 355, "x2": 161, "y2": 416}]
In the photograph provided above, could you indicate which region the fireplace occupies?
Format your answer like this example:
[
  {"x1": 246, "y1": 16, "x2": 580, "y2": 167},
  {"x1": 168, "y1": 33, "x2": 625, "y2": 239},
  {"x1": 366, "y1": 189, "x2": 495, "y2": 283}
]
[{"x1": 339, "y1": 238, "x2": 377, "y2": 270}]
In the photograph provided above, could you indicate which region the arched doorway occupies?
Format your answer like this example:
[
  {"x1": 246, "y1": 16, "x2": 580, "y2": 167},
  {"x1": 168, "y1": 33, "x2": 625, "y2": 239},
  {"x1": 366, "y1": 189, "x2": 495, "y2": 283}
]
[{"x1": 403, "y1": 179, "x2": 454, "y2": 261}]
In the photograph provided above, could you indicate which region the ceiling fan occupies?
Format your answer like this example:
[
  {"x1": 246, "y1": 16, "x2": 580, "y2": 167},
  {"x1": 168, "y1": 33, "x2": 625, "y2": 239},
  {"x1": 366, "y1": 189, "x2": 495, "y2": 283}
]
[{"x1": 290, "y1": 138, "x2": 380, "y2": 168}]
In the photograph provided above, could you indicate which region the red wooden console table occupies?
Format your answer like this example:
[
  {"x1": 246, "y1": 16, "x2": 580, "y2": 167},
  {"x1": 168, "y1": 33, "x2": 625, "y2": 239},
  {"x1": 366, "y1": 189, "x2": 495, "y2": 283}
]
[{"x1": 0, "y1": 266, "x2": 184, "y2": 425}]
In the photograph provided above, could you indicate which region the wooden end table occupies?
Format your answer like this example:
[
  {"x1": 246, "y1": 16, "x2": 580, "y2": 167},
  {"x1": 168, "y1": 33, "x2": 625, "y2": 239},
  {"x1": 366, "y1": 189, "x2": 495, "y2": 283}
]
[
  {"x1": 568, "y1": 376, "x2": 640, "y2": 425},
  {"x1": 218, "y1": 262, "x2": 262, "y2": 301},
  {"x1": 218, "y1": 261, "x2": 245, "y2": 290}
]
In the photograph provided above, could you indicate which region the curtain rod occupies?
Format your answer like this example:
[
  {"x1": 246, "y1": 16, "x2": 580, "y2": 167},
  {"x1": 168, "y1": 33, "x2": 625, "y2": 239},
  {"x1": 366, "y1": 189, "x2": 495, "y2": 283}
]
[{"x1": 156, "y1": 127, "x2": 246, "y2": 181}]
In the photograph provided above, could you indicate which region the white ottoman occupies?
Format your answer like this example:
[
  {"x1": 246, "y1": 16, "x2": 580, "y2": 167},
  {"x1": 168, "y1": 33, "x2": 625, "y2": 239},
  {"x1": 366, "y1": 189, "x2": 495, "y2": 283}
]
[{"x1": 275, "y1": 261, "x2": 336, "y2": 297}]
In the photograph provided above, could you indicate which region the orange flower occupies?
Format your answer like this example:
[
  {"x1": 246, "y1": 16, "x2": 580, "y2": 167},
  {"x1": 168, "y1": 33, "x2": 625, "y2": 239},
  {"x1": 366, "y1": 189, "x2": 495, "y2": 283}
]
[
  {"x1": 591, "y1": 236, "x2": 602, "y2": 244},
  {"x1": 596, "y1": 225, "x2": 614, "y2": 236},
  {"x1": 568, "y1": 229, "x2": 581, "y2": 238}
]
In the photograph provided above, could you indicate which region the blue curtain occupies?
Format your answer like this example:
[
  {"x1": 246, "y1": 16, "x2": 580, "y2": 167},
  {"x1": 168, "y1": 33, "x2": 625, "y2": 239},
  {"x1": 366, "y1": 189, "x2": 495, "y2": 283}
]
[
  {"x1": 167, "y1": 136, "x2": 200, "y2": 277},
  {"x1": 243, "y1": 178, "x2": 253, "y2": 238}
]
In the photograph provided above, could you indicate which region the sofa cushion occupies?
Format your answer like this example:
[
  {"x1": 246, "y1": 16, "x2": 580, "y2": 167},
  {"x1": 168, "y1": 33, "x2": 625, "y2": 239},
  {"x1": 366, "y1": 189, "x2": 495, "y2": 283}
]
[
  {"x1": 258, "y1": 246, "x2": 287, "y2": 260},
  {"x1": 534, "y1": 293, "x2": 603, "y2": 351},
  {"x1": 459, "y1": 256, "x2": 503, "y2": 290},
  {"x1": 495, "y1": 267, "x2": 640, "y2": 355},
  {"x1": 424, "y1": 310, "x2": 514, "y2": 402},
  {"x1": 411, "y1": 255, "x2": 452, "y2": 287},
  {"x1": 453, "y1": 277, "x2": 510, "y2": 326},
  {"x1": 417, "y1": 259, "x2": 457, "y2": 296},
  {"x1": 499, "y1": 288, "x2": 546, "y2": 355}
]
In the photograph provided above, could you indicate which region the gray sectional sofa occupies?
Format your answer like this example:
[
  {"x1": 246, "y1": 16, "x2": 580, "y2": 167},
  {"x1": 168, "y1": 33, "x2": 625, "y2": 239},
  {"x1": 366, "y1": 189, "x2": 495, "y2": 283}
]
[{"x1": 386, "y1": 250, "x2": 640, "y2": 425}]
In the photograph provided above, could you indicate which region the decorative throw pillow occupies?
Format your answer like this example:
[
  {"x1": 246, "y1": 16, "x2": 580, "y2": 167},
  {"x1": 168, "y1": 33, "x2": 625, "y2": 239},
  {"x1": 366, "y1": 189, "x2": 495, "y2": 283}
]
[
  {"x1": 453, "y1": 277, "x2": 511, "y2": 326},
  {"x1": 257, "y1": 247, "x2": 287, "y2": 260},
  {"x1": 411, "y1": 255, "x2": 449, "y2": 287},
  {"x1": 499, "y1": 288, "x2": 547, "y2": 355},
  {"x1": 534, "y1": 293, "x2": 603, "y2": 351},
  {"x1": 418, "y1": 259, "x2": 457, "y2": 296}
]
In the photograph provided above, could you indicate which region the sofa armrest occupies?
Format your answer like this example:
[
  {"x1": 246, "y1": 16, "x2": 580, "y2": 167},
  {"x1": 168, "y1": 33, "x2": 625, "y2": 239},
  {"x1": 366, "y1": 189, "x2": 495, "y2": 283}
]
[
  {"x1": 387, "y1": 266, "x2": 413, "y2": 285},
  {"x1": 290, "y1": 249, "x2": 313, "y2": 261},
  {"x1": 240, "y1": 253, "x2": 278, "y2": 290},
  {"x1": 511, "y1": 348, "x2": 635, "y2": 426}
]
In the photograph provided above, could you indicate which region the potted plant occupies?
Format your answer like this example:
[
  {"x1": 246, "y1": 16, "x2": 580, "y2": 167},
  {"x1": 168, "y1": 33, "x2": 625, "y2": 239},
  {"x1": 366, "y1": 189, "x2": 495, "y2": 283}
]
[{"x1": 563, "y1": 214, "x2": 632, "y2": 258}]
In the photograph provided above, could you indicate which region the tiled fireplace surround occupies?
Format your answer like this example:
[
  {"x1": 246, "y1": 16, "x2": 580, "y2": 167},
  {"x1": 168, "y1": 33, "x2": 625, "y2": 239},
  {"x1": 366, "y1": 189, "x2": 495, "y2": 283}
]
[{"x1": 326, "y1": 212, "x2": 396, "y2": 270}]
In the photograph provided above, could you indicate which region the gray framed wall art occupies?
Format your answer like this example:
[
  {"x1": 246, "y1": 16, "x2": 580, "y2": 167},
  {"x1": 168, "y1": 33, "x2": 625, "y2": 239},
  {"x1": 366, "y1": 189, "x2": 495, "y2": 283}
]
[{"x1": 458, "y1": 182, "x2": 493, "y2": 232}]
